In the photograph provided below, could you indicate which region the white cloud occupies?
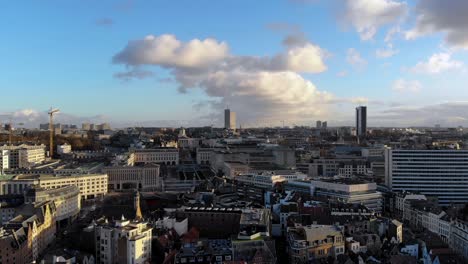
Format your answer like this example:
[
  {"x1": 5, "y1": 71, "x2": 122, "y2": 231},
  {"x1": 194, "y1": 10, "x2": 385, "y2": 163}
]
[
  {"x1": 200, "y1": 70, "x2": 333, "y2": 121},
  {"x1": 376, "y1": 44, "x2": 399, "y2": 58},
  {"x1": 282, "y1": 44, "x2": 328, "y2": 73},
  {"x1": 113, "y1": 34, "x2": 229, "y2": 68},
  {"x1": 346, "y1": 48, "x2": 367, "y2": 68},
  {"x1": 405, "y1": 0, "x2": 468, "y2": 49},
  {"x1": 392, "y1": 79, "x2": 422, "y2": 93},
  {"x1": 343, "y1": 0, "x2": 408, "y2": 40},
  {"x1": 411, "y1": 53, "x2": 464, "y2": 74},
  {"x1": 112, "y1": 34, "x2": 335, "y2": 123}
]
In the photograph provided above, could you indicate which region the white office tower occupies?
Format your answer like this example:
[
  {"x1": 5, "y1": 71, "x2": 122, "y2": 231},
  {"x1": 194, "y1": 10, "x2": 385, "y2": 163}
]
[
  {"x1": 224, "y1": 108, "x2": 236, "y2": 130},
  {"x1": 385, "y1": 148, "x2": 468, "y2": 206}
]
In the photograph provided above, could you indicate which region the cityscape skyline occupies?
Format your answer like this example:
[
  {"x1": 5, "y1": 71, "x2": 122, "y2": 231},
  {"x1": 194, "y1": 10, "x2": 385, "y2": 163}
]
[
  {"x1": 2, "y1": 0, "x2": 468, "y2": 128},
  {"x1": 2, "y1": 2, "x2": 468, "y2": 263}
]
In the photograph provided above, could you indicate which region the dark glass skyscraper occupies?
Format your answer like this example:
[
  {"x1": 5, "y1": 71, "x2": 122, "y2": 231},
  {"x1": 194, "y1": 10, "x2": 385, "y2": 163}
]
[{"x1": 356, "y1": 106, "x2": 367, "y2": 139}]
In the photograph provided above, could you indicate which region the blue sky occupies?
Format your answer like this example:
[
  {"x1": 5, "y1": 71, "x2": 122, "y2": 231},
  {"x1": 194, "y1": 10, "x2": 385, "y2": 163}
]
[{"x1": 1, "y1": 0, "x2": 468, "y2": 127}]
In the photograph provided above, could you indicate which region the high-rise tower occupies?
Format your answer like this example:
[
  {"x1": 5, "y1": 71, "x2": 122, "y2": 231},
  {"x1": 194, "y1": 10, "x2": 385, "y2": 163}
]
[
  {"x1": 356, "y1": 106, "x2": 367, "y2": 140},
  {"x1": 224, "y1": 108, "x2": 236, "y2": 130}
]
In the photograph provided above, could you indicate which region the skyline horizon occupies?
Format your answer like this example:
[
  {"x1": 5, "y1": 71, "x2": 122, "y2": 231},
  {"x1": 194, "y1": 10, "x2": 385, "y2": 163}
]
[{"x1": 2, "y1": 104, "x2": 467, "y2": 129}]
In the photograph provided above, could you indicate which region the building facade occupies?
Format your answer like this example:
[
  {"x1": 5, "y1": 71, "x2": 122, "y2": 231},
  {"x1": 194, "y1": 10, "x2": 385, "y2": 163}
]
[
  {"x1": 133, "y1": 148, "x2": 179, "y2": 165},
  {"x1": 0, "y1": 173, "x2": 108, "y2": 200},
  {"x1": 103, "y1": 165, "x2": 160, "y2": 191},
  {"x1": 0, "y1": 201, "x2": 56, "y2": 263},
  {"x1": 24, "y1": 185, "x2": 81, "y2": 224},
  {"x1": 385, "y1": 148, "x2": 468, "y2": 205},
  {"x1": 94, "y1": 217, "x2": 152, "y2": 264},
  {"x1": 0, "y1": 144, "x2": 46, "y2": 169},
  {"x1": 287, "y1": 224, "x2": 345, "y2": 263}
]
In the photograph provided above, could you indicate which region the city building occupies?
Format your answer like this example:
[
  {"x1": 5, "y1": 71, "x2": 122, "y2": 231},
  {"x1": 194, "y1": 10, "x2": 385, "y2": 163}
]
[
  {"x1": 0, "y1": 144, "x2": 46, "y2": 169},
  {"x1": 24, "y1": 185, "x2": 80, "y2": 225},
  {"x1": 0, "y1": 201, "x2": 56, "y2": 262},
  {"x1": 450, "y1": 219, "x2": 468, "y2": 260},
  {"x1": 0, "y1": 149, "x2": 8, "y2": 171},
  {"x1": 292, "y1": 178, "x2": 383, "y2": 212},
  {"x1": 385, "y1": 148, "x2": 468, "y2": 205},
  {"x1": 103, "y1": 165, "x2": 160, "y2": 191},
  {"x1": 82, "y1": 123, "x2": 91, "y2": 130},
  {"x1": 176, "y1": 207, "x2": 243, "y2": 238},
  {"x1": 233, "y1": 171, "x2": 307, "y2": 189},
  {"x1": 316, "y1": 121, "x2": 322, "y2": 129},
  {"x1": 133, "y1": 148, "x2": 179, "y2": 165},
  {"x1": 196, "y1": 148, "x2": 213, "y2": 165},
  {"x1": 94, "y1": 217, "x2": 152, "y2": 264},
  {"x1": 0, "y1": 173, "x2": 108, "y2": 200},
  {"x1": 224, "y1": 108, "x2": 236, "y2": 130},
  {"x1": 175, "y1": 239, "x2": 233, "y2": 264},
  {"x1": 57, "y1": 143, "x2": 72, "y2": 155},
  {"x1": 356, "y1": 106, "x2": 367, "y2": 139},
  {"x1": 287, "y1": 224, "x2": 345, "y2": 263}
]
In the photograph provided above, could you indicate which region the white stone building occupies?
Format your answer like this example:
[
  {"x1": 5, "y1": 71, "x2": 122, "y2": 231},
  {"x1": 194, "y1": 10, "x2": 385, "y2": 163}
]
[{"x1": 95, "y1": 218, "x2": 152, "y2": 264}]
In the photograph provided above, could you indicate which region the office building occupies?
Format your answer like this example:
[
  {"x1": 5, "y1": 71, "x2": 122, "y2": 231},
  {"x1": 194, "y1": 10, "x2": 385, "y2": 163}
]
[
  {"x1": 0, "y1": 144, "x2": 46, "y2": 169},
  {"x1": 311, "y1": 179, "x2": 382, "y2": 212},
  {"x1": 316, "y1": 121, "x2": 322, "y2": 129},
  {"x1": 356, "y1": 106, "x2": 367, "y2": 139},
  {"x1": 103, "y1": 165, "x2": 160, "y2": 191},
  {"x1": 322, "y1": 121, "x2": 327, "y2": 128},
  {"x1": 133, "y1": 148, "x2": 179, "y2": 165},
  {"x1": 233, "y1": 171, "x2": 307, "y2": 189},
  {"x1": 385, "y1": 148, "x2": 468, "y2": 206},
  {"x1": 24, "y1": 185, "x2": 81, "y2": 224},
  {"x1": 224, "y1": 108, "x2": 236, "y2": 130},
  {"x1": 0, "y1": 173, "x2": 108, "y2": 200}
]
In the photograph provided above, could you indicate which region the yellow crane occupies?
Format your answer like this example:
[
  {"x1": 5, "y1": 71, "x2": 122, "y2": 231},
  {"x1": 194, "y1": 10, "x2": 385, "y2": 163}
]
[{"x1": 48, "y1": 108, "x2": 60, "y2": 157}]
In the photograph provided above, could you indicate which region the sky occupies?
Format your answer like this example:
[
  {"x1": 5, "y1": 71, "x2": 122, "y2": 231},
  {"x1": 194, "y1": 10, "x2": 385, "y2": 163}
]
[{"x1": 2, "y1": 0, "x2": 468, "y2": 128}]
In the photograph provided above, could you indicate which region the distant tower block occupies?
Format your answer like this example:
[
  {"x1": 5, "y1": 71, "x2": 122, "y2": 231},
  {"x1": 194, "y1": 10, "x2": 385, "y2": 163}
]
[{"x1": 224, "y1": 108, "x2": 236, "y2": 130}]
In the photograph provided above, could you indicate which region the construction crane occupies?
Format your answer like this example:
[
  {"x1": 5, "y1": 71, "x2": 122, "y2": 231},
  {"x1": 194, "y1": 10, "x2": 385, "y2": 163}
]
[{"x1": 48, "y1": 108, "x2": 60, "y2": 157}]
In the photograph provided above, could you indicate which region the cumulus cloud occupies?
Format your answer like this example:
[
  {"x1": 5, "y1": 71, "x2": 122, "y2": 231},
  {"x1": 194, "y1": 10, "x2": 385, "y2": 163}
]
[
  {"x1": 346, "y1": 48, "x2": 367, "y2": 68},
  {"x1": 113, "y1": 34, "x2": 229, "y2": 68},
  {"x1": 411, "y1": 53, "x2": 464, "y2": 74},
  {"x1": 392, "y1": 79, "x2": 422, "y2": 93},
  {"x1": 376, "y1": 44, "x2": 399, "y2": 58},
  {"x1": 405, "y1": 0, "x2": 468, "y2": 49},
  {"x1": 342, "y1": 0, "x2": 408, "y2": 40},
  {"x1": 112, "y1": 33, "x2": 334, "y2": 124},
  {"x1": 113, "y1": 69, "x2": 154, "y2": 81}
]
